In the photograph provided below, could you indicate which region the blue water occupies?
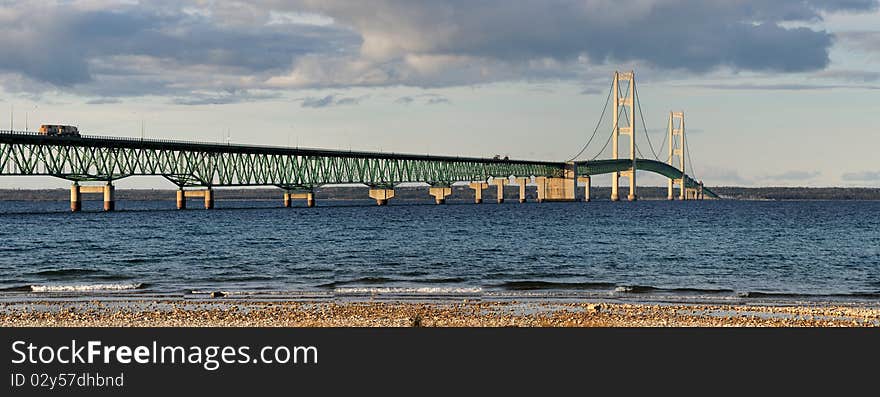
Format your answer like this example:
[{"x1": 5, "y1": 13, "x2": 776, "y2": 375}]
[{"x1": 1, "y1": 199, "x2": 879, "y2": 304}]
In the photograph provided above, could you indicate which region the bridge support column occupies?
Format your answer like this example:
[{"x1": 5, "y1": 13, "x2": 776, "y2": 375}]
[
  {"x1": 369, "y1": 188, "x2": 395, "y2": 206},
  {"x1": 429, "y1": 187, "x2": 452, "y2": 205},
  {"x1": 284, "y1": 190, "x2": 315, "y2": 207},
  {"x1": 70, "y1": 183, "x2": 81, "y2": 212},
  {"x1": 204, "y1": 188, "x2": 214, "y2": 210},
  {"x1": 468, "y1": 182, "x2": 488, "y2": 204},
  {"x1": 176, "y1": 189, "x2": 186, "y2": 210},
  {"x1": 621, "y1": 170, "x2": 637, "y2": 201},
  {"x1": 535, "y1": 177, "x2": 575, "y2": 202},
  {"x1": 491, "y1": 178, "x2": 508, "y2": 203},
  {"x1": 513, "y1": 177, "x2": 529, "y2": 203},
  {"x1": 611, "y1": 173, "x2": 620, "y2": 201},
  {"x1": 103, "y1": 183, "x2": 115, "y2": 211},
  {"x1": 73, "y1": 184, "x2": 110, "y2": 212},
  {"x1": 578, "y1": 176, "x2": 591, "y2": 202},
  {"x1": 179, "y1": 189, "x2": 213, "y2": 209}
]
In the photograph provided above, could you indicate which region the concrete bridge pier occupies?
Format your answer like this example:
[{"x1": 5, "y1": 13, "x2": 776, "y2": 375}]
[
  {"x1": 177, "y1": 189, "x2": 214, "y2": 209},
  {"x1": 284, "y1": 190, "x2": 315, "y2": 207},
  {"x1": 70, "y1": 183, "x2": 81, "y2": 212},
  {"x1": 668, "y1": 178, "x2": 679, "y2": 200},
  {"x1": 429, "y1": 186, "x2": 452, "y2": 204},
  {"x1": 70, "y1": 183, "x2": 115, "y2": 212},
  {"x1": 103, "y1": 183, "x2": 115, "y2": 211},
  {"x1": 577, "y1": 176, "x2": 591, "y2": 202},
  {"x1": 513, "y1": 177, "x2": 529, "y2": 203},
  {"x1": 491, "y1": 178, "x2": 508, "y2": 203},
  {"x1": 176, "y1": 189, "x2": 186, "y2": 209},
  {"x1": 621, "y1": 170, "x2": 637, "y2": 201},
  {"x1": 369, "y1": 188, "x2": 395, "y2": 206},
  {"x1": 535, "y1": 176, "x2": 575, "y2": 202},
  {"x1": 611, "y1": 173, "x2": 620, "y2": 201},
  {"x1": 468, "y1": 182, "x2": 488, "y2": 204},
  {"x1": 204, "y1": 188, "x2": 214, "y2": 209}
]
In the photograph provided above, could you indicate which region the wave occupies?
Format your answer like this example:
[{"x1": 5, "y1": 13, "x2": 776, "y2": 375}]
[
  {"x1": 0, "y1": 285, "x2": 32, "y2": 292},
  {"x1": 29, "y1": 283, "x2": 146, "y2": 292},
  {"x1": 614, "y1": 285, "x2": 735, "y2": 295},
  {"x1": 318, "y1": 276, "x2": 467, "y2": 288},
  {"x1": 499, "y1": 281, "x2": 616, "y2": 291},
  {"x1": 202, "y1": 275, "x2": 276, "y2": 282},
  {"x1": 334, "y1": 287, "x2": 482, "y2": 295},
  {"x1": 28, "y1": 269, "x2": 102, "y2": 277},
  {"x1": 614, "y1": 285, "x2": 660, "y2": 293},
  {"x1": 740, "y1": 291, "x2": 880, "y2": 299},
  {"x1": 318, "y1": 276, "x2": 395, "y2": 288}
]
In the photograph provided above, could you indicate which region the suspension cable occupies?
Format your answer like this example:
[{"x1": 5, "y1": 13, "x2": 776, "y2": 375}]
[
  {"x1": 657, "y1": 126, "x2": 668, "y2": 163},
  {"x1": 567, "y1": 80, "x2": 614, "y2": 161},
  {"x1": 684, "y1": 133, "x2": 698, "y2": 181},
  {"x1": 633, "y1": 81, "x2": 660, "y2": 161},
  {"x1": 590, "y1": 127, "x2": 615, "y2": 161}
]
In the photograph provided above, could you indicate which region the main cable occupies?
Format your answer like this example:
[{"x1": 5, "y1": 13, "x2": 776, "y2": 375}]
[
  {"x1": 634, "y1": 81, "x2": 660, "y2": 161},
  {"x1": 567, "y1": 80, "x2": 614, "y2": 161}
]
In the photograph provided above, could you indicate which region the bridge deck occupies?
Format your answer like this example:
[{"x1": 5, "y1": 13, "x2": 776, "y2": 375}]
[{"x1": 0, "y1": 130, "x2": 716, "y2": 198}]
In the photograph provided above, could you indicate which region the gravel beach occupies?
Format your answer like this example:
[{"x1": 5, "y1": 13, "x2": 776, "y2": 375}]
[{"x1": 1, "y1": 300, "x2": 878, "y2": 327}]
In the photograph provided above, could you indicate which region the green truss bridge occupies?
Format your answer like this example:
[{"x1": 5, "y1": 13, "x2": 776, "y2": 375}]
[{"x1": 0, "y1": 71, "x2": 717, "y2": 211}]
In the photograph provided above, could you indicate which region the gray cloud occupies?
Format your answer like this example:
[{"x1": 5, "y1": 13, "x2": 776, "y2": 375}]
[
  {"x1": 394, "y1": 96, "x2": 415, "y2": 105},
  {"x1": 85, "y1": 98, "x2": 121, "y2": 105},
  {"x1": 0, "y1": 0, "x2": 876, "y2": 97},
  {"x1": 0, "y1": 2, "x2": 358, "y2": 96},
  {"x1": 813, "y1": 69, "x2": 880, "y2": 82},
  {"x1": 699, "y1": 166, "x2": 753, "y2": 185},
  {"x1": 842, "y1": 171, "x2": 880, "y2": 181},
  {"x1": 173, "y1": 90, "x2": 281, "y2": 106},
  {"x1": 300, "y1": 94, "x2": 366, "y2": 108},
  {"x1": 763, "y1": 170, "x2": 821, "y2": 181},
  {"x1": 426, "y1": 97, "x2": 451, "y2": 105},
  {"x1": 836, "y1": 31, "x2": 880, "y2": 53},
  {"x1": 692, "y1": 83, "x2": 880, "y2": 90}
]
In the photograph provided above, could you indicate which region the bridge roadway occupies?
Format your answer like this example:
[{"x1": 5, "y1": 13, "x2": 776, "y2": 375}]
[{"x1": 0, "y1": 130, "x2": 716, "y2": 210}]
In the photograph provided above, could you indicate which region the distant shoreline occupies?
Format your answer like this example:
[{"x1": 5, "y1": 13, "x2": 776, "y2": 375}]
[{"x1": 1, "y1": 186, "x2": 879, "y2": 201}]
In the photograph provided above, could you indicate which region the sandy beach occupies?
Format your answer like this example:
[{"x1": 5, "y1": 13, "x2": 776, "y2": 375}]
[{"x1": 2, "y1": 299, "x2": 878, "y2": 327}]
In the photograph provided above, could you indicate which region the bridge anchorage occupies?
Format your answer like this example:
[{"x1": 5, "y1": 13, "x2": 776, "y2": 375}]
[{"x1": 0, "y1": 70, "x2": 714, "y2": 212}]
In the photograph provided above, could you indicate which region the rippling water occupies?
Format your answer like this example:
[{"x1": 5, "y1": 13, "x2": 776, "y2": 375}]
[{"x1": 1, "y1": 199, "x2": 878, "y2": 304}]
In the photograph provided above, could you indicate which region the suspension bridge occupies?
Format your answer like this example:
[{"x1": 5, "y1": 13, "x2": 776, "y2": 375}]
[{"x1": 0, "y1": 70, "x2": 715, "y2": 211}]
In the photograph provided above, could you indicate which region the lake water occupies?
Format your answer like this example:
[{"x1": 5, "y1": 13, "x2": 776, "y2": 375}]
[{"x1": 1, "y1": 199, "x2": 878, "y2": 305}]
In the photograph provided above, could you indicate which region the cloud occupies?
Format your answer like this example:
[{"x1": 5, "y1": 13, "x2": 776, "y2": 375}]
[
  {"x1": 300, "y1": 94, "x2": 366, "y2": 108},
  {"x1": 698, "y1": 166, "x2": 753, "y2": 186},
  {"x1": 0, "y1": 2, "x2": 359, "y2": 96},
  {"x1": 692, "y1": 82, "x2": 880, "y2": 90},
  {"x1": 836, "y1": 31, "x2": 880, "y2": 54},
  {"x1": 813, "y1": 69, "x2": 880, "y2": 83},
  {"x1": 172, "y1": 90, "x2": 281, "y2": 106},
  {"x1": 0, "y1": 0, "x2": 877, "y2": 97},
  {"x1": 393, "y1": 93, "x2": 451, "y2": 105},
  {"x1": 842, "y1": 171, "x2": 880, "y2": 181},
  {"x1": 763, "y1": 170, "x2": 821, "y2": 181},
  {"x1": 426, "y1": 97, "x2": 451, "y2": 105},
  {"x1": 85, "y1": 98, "x2": 122, "y2": 105}
]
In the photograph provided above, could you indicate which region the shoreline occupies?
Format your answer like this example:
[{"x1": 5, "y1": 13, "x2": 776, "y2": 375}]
[{"x1": 2, "y1": 299, "x2": 878, "y2": 327}]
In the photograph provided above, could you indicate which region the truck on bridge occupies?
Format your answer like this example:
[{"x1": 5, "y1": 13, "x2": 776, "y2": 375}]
[{"x1": 39, "y1": 124, "x2": 80, "y2": 137}]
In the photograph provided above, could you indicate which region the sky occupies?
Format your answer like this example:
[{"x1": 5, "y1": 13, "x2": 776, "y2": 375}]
[{"x1": 1, "y1": 0, "x2": 879, "y2": 188}]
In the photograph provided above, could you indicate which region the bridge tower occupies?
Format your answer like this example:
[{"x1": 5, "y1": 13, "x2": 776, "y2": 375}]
[
  {"x1": 611, "y1": 71, "x2": 637, "y2": 201},
  {"x1": 667, "y1": 111, "x2": 686, "y2": 200}
]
